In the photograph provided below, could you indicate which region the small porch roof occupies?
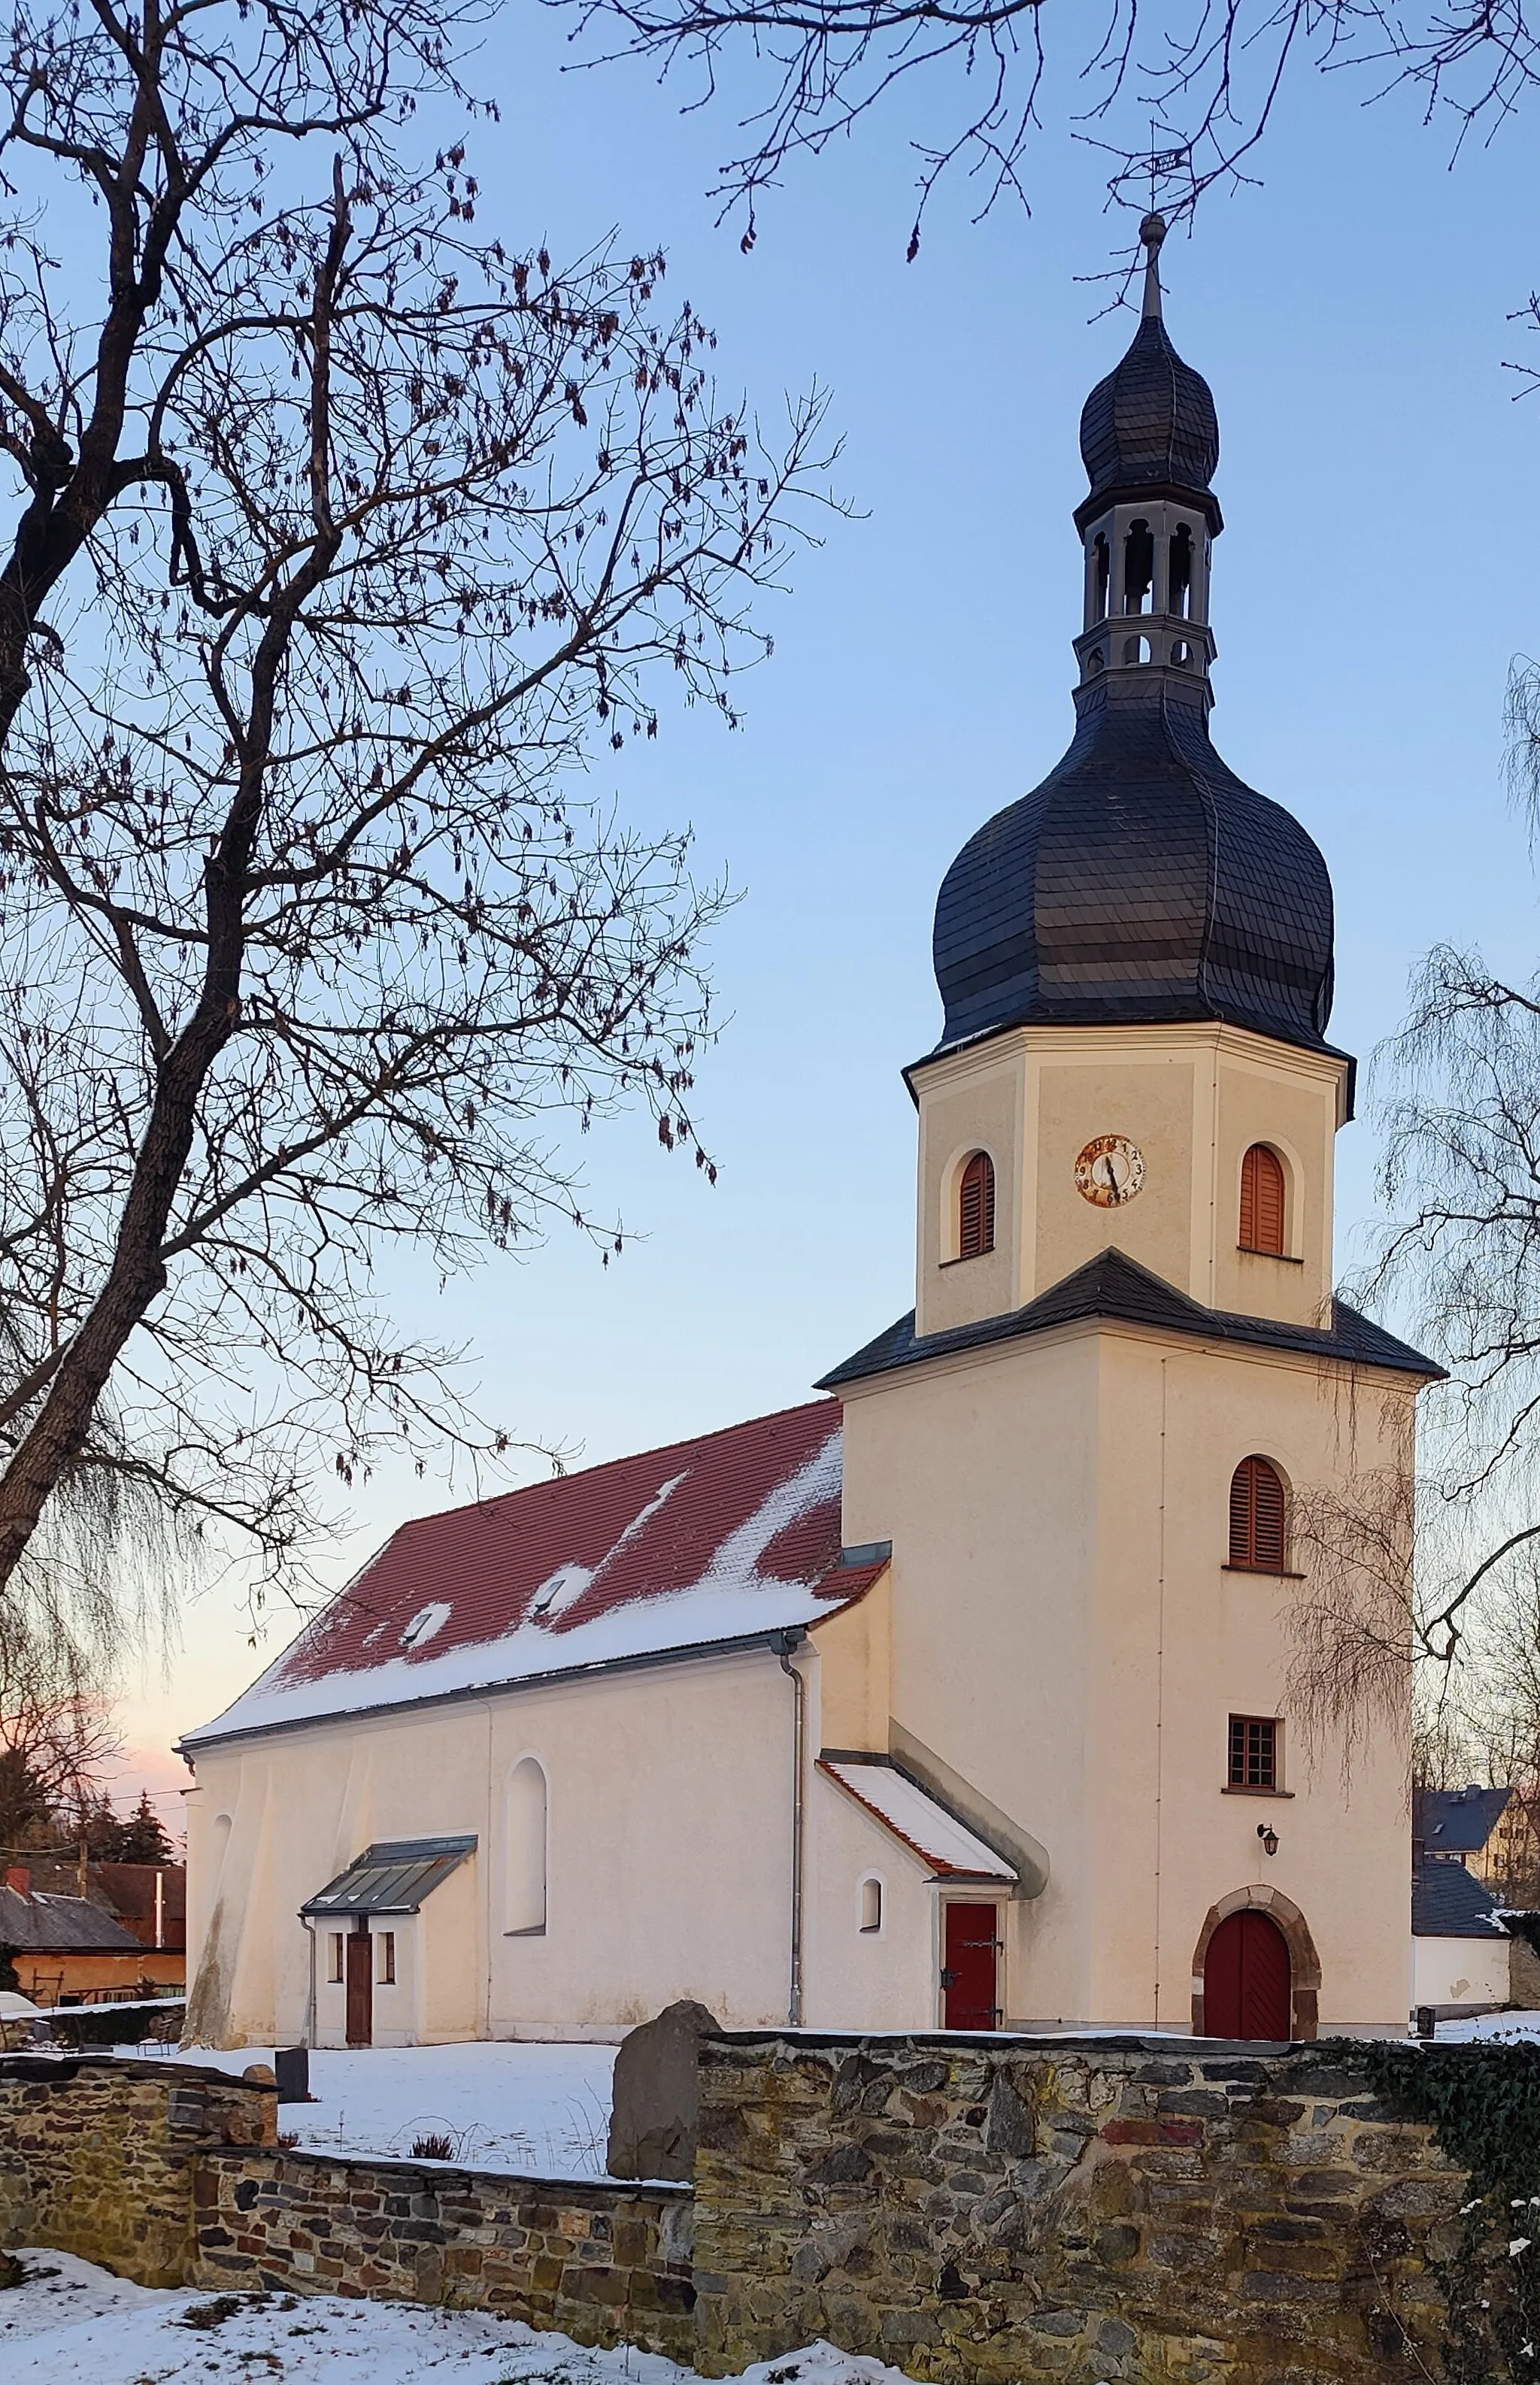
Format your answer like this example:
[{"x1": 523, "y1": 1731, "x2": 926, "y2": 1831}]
[
  {"x1": 300, "y1": 1834, "x2": 476, "y2": 1918},
  {"x1": 818, "y1": 1757, "x2": 1017, "y2": 1883}
]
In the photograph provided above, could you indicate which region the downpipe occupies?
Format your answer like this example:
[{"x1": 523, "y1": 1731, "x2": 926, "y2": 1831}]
[
  {"x1": 772, "y1": 1629, "x2": 807, "y2": 2026},
  {"x1": 301, "y1": 1915, "x2": 318, "y2": 2048}
]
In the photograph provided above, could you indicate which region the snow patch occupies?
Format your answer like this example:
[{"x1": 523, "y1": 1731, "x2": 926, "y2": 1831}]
[
  {"x1": 0, "y1": 2247, "x2": 923, "y2": 2385},
  {"x1": 529, "y1": 1563, "x2": 595, "y2": 1622},
  {"x1": 399, "y1": 1602, "x2": 452, "y2": 1650}
]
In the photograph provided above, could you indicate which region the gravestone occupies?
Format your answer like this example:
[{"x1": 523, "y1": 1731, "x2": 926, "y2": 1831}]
[{"x1": 605, "y1": 1999, "x2": 719, "y2": 2182}]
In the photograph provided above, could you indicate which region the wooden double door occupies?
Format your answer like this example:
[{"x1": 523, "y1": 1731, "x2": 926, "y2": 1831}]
[{"x1": 1203, "y1": 1908, "x2": 1292, "y2": 2041}]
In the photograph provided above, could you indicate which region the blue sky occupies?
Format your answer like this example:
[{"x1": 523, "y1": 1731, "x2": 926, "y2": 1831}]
[{"x1": 121, "y1": 5, "x2": 1540, "y2": 1806}]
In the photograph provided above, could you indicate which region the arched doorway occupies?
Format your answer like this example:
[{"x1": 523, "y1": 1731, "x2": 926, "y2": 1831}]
[{"x1": 1202, "y1": 1908, "x2": 1292, "y2": 2040}]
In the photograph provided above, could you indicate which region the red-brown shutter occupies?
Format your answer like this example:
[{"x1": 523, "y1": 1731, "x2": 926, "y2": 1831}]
[
  {"x1": 959, "y1": 1152, "x2": 996, "y2": 1260},
  {"x1": 1252, "y1": 1462, "x2": 1286, "y2": 1571},
  {"x1": 1239, "y1": 1145, "x2": 1286, "y2": 1255},
  {"x1": 1229, "y1": 1456, "x2": 1287, "y2": 1571}
]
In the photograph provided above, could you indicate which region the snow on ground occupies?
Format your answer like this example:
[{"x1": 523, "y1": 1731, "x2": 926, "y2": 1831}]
[
  {"x1": 1, "y1": 2250, "x2": 923, "y2": 2385},
  {"x1": 1435, "y1": 2008, "x2": 1540, "y2": 2044},
  {"x1": 108, "y1": 2039, "x2": 618, "y2": 2176}
]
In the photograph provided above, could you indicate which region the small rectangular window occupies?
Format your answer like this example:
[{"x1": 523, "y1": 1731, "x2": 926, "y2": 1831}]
[
  {"x1": 327, "y1": 1932, "x2": 344, "y2": 1983},
  {"x1": 377, "y1": 1931, "x2": 396, "y2": 1986},
  {"x1": 1229, "y1": 1715, "x2": 1278, "y2": 1790}
]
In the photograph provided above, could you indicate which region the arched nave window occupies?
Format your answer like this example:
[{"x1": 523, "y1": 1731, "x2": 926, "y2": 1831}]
[{"x1": 505, "y1": 1757, "x2": 547, "y2": 1935}]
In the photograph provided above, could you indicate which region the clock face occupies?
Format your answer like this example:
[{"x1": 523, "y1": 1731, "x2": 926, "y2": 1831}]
[{"x1": 1074, "y1": 1133, "x2": 1146, "y2": 1208}]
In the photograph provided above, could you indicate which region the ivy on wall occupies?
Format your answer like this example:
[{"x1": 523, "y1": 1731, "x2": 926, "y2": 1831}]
[{"x1": 1364, "y1": 2041, "x2": 1540, "y2": 2383}]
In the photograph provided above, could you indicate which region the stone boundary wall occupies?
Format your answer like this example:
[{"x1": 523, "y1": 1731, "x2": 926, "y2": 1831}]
[
  {"x1": 692, "y1": 2032, "x2": 1465, "y2": 2383},
  {"x1": 0, "y1": 2054, "x2": 693, "y2": 2358},
  {"x1": 192, "y1": 2147, "x2": 695, "y2": 2356},
  {"x1": 0, "y1": 2053, "x2": 274, "y2": 2285}
]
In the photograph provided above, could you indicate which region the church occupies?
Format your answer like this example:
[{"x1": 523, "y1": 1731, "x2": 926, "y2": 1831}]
[{"x1": 180, "y1": 220, "x2": 1434, "y2": 2052}]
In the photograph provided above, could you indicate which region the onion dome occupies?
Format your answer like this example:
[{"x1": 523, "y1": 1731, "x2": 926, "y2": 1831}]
[
  {"x1": 1078, "y1": 238, "x2": 1220, "y2": 530},
  {"x1": 932, "y1": 677, "x2": 1335, "y2": 1052},
  {"x1": 929, "y1": 220, "x2": 1335, "y2": 1059}
]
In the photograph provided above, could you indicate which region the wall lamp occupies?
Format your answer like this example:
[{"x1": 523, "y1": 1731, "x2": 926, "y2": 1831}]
[{"x1": 1257, "y1": 1822, "x2": 1280, "y2": 1859}]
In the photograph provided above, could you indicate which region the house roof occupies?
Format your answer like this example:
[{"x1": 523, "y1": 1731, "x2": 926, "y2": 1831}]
[
  {"x1": 183, "y1": 1401, "x2": 869, "y2": 1749},
  {"x1": 0, "y1": 1885, "x2": 144, "y2": 1956},
  {"x1": 818, "y1": 1248, "x2": 1441, "y2": 1391},
  {"x1": 1414, "y1": 1784, "x2": 1512, "y2": 1856},
  {"x1": 818, "y1": 1757, "x2": 1018, "y2": 1883},
  {"x1": 1412, "y1": 1857, "x2": 1508, "y2": 1940},
  {"x1": 301, "y1": 1835, "x2": 477, "y2": 1917}
]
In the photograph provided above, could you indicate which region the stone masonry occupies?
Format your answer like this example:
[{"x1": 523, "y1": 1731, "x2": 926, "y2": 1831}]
[
  {"x1": 0, "y1": 2053, "x2": 274, "y2": 2286},
  {"x1": 0, "y1": 2035, "x2": 1509, "y2": 2380},
  {"x1": 691, "y1": 2032, "x2": 1466, "y2": 2383},
  {"x1": 191, "y1": 2147, "x2": 695, "y2": 2357}
]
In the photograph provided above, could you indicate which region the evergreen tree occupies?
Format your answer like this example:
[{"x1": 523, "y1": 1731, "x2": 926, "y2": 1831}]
[{"x1": 111, "y1": 1790, "x2": 176, "y2": 1867}]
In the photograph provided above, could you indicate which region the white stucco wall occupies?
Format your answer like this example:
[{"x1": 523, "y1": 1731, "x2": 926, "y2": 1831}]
[
  {"x1": 1412, "y1": 1932, "x2": 1511, "y2": 2011},
  {"x1": 802, "y1": 1763, "x2": 950, "y2": 2031},
  {"x1": 185, "y1": 1644, "x2": 805, "y2": 2047}
]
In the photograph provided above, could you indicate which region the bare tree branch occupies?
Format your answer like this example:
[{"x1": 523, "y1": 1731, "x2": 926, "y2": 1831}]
[
  {"x1": 0, "y1": 0, "x2": 844, "y2": 1650},
  {"x1": 556, "y1": 0, "x2": 1540, "y2": 253}
]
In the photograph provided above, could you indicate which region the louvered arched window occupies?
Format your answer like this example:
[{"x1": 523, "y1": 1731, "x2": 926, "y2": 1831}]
[
  {"x1": 958, "y1": 1151, "x2": 996, "y2": 1260},
  {"x1": 1238, "y1": 1144, "x2": 1286, "y2": 1256},
  {"x1": 1229, "y1": 1456, "x2": 1287, "y2": 1573}
]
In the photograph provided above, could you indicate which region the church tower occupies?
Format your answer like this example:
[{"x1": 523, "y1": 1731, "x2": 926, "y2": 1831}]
[{"x1": 816, "y1": 226, "x2": 1434, "y2": 2039}]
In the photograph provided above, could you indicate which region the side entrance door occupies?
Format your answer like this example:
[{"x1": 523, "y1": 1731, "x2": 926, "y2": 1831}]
[
  {"x1": 941, "y1": 1901, "x2": 1000, "y2": 2030},
  {"x1": 1203, "y1": 1909, "x2": 1291, "y2": 2040},
  {"x1": 345, "y1": 1926, "x2": 373, "y2": 2046}
]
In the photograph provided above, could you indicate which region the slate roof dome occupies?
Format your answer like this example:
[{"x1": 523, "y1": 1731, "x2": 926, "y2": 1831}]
[
  {"x1": 1078, "y1": 312, "x2": 1220, "y2": 526},
  {"x1": 931, "y1": 227, "x2": 1335, "y2": 1060},
  {"x1": 932, "y1": 678, "x2": 1335, "y2": 1053}
]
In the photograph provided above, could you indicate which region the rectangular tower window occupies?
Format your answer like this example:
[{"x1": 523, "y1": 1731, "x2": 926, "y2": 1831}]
[{"x1": 1228, "y1": 1715, "x2": 1278, "y2": 1790}]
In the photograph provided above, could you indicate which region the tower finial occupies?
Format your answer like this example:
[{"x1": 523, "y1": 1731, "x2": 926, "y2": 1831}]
[{"x1": 1139, "y1": 211, "x2": 1166, "y2": 322}]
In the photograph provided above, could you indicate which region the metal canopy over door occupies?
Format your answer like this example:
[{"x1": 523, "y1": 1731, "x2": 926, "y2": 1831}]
[
  {"x1": 1203, "y1": 1908, "x2": 1291, "y2": 2040},
  {"x1": 941, "y1": 1901, "x2": 1001, "y2": 2029},
  {"x1": 344, "y1": 1926, "x2": 373, "y2": 2046}
]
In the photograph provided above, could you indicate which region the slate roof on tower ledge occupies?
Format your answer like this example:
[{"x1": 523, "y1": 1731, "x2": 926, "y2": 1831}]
[
  {"x1": 180, "y1": 1400, "x2": 879, "y2": 1748},
  {"x1": 1412, "y1": 1857, "x2": 1506, "y2": 1940},
  {"x1": 817, "y1": 1249, "x2": 1442, "y2": 1390}
]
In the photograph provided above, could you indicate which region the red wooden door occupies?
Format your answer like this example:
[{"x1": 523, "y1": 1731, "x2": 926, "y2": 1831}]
[
  {"x1": 1203, "y1": 1910, "x2": 1291, "y2": 2040},
  {"x1": 941, "y1": 1902, "x2": 999, "y2": 2030},
  {"x1": 345, "y1": 1929, "x2": 373, "y2": 2046}
]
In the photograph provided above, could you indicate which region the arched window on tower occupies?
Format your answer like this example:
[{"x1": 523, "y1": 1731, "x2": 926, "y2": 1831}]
[
  {"x1": 1238, "y1": 1144, "x2": 1287, "y2": 1256},
  {"x1": 958, "y1": 1152, "x2": 996, "y2": 1260},
  {"x1": 1093, "y1": 533, "x2": 1110, "y2": 623},
  {"x1": 1123, "y1": 519, "x2": 1154, "y2": 614},
  {"x1": 1168, "y1": 524, "x2": 1193, "y2": 619},
  {"x1": 505, "y1": 1757, "x2": 547, "y2": 1935},
  {"x1": 1229, "y1": 1457, "x2": 1287, "y2": 1573}
]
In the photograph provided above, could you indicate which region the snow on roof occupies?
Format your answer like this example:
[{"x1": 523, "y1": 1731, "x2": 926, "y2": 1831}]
[
  {"x1": 1413, "y1": 1855, "x2": 1508, "y2": 1938},
  {"x1": 183, "y1": 1401, "x2": 865, "y2": 1747},
  {"x1": 818, "y1": 1758, "x2": 1017, "y2": 1882}
]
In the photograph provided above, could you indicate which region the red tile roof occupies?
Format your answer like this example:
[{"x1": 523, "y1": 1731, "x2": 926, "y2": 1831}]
[{"x1": 185, "y1": 1400, "x2": 863, "y2": 1745}]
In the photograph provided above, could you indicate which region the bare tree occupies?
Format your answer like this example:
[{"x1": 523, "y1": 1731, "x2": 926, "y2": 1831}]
[
  {"x1": 0, "y1": 0, "x2": 838, "y2": 1639},
  {"x1": 559, "y1": 0, "x2": 1540, "y2": 254}
]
